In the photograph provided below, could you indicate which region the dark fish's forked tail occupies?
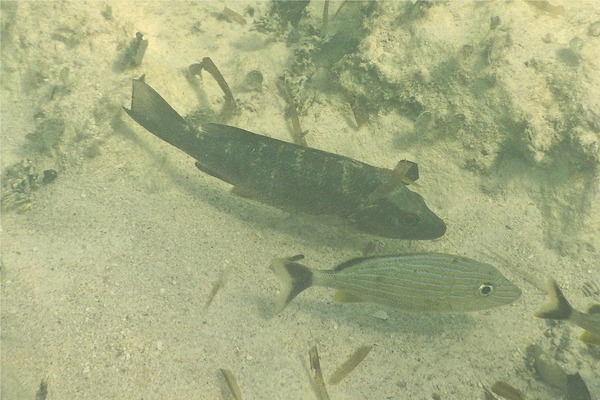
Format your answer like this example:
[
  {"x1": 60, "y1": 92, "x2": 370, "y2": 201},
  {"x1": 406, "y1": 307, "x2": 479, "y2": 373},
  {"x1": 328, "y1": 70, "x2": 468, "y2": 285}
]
[
  {"x1": 123, "y1": 77, "x2": 196, "y2": 149},
  {"x1": 535, "y1": 277, "x2": 573, "y2": 320},
  {"x1": 269, "y1": 256, "x2": 314, "y2": 313}
]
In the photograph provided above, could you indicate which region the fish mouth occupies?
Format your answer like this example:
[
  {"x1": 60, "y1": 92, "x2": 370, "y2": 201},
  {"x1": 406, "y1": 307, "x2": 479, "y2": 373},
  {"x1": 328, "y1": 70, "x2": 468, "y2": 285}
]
[
  {"x1": 369, "y1": 187, "x2": 447, "y2": 240},
  {"x1": 350, "y1": 195, "x2": 447, "y2": 240},
  {"x1": 395, "y1": 217, "x2": 446, "y2": 240},
  {"x1": 420, "y1": 213, "x2": 447, "y2": 239},
  {"x1": 353, "y1": 210, "x2": 447, "y2": 240}
]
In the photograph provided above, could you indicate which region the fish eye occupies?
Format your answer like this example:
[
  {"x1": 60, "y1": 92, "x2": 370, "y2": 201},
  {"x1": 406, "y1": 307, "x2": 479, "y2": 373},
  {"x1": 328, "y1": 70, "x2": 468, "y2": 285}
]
[
  {"x1": 478, "y1": 283, "x2": 494, "y2": 296},
  {"x1": 400, "y1": 214, "x2": 420, "y2": 226}
]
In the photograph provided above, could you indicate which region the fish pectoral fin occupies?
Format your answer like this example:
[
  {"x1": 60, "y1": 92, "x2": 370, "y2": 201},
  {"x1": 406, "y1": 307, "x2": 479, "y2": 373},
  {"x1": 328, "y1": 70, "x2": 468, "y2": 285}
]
[
  {"x1": 394, "y1": 159, "x2": 419, "y2": 184},
  {"x1": 194, "y1": 161, "x2": 228, "y2": 181},
  {"x1": 333, "y1": 290, "x2": 365, "y2": 303},
  {"x1": 586, "y1": 304, "x2": 600, "y2": 314},
  {"x1": 366, "y1": 159, "x2": 420, "y2": 202}
]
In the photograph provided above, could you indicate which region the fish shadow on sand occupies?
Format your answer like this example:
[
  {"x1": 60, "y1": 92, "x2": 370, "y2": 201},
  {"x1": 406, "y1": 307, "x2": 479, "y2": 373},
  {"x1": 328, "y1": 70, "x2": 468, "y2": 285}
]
[{"x1": 247, "y1": 292, "x2": 474, "y2": 337}]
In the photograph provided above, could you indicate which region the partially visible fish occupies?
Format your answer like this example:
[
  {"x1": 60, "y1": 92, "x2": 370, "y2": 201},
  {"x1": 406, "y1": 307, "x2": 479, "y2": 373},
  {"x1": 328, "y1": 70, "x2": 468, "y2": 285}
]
[
  {"x1": 269, "y1": 253, "x2": 521, "y2": 313},
  {"x1": 535, "y1": 277, "x2": 600, "y2": 345},
  {"x1": 123, "y1": 77, "x2": 446, "y2": 240},
  {"x1": 566, "y1": 373, "x2": 592, "y2": 400}
]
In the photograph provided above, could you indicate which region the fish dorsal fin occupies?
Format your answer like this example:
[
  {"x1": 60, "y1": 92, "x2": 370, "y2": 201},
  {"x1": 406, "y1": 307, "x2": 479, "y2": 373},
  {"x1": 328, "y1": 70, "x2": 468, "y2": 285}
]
[{"x1": 333, "y1": 290, "x2": 365, "y2": 303}]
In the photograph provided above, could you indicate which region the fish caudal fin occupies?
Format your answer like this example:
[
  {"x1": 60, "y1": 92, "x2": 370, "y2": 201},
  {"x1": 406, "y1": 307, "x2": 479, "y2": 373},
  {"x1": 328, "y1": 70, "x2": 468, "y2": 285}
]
[
  {"x1": 123, "y1": 77, "x2": 196, "y2": 149},
  {"x1": 535, "y1": 277, "x2": 573, "y2": 321},
  {"x1": 269, "y1": 256, "x2": 314, "y2": 313}
]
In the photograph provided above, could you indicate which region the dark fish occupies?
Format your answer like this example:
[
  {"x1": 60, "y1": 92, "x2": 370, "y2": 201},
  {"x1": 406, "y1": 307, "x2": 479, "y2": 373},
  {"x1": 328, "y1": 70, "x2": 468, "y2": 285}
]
[
  {"x1": 566, "y1": 373, "x2": 592, "y2": 400},
  {"x1": 124, "y1": 78, "x2": 446, "y2": 239}
]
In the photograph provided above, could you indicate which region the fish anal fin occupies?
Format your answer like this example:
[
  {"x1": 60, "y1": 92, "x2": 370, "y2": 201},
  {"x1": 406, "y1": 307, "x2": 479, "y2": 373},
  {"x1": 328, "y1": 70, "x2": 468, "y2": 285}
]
[
  {"x1": 195, "y1": 161, "x2": 227, "y2": 181},
  {"x1": 333, "y1": 290, "x2": 364, "y2": 303},
  {"x1": 579, "y1": 331, "x2": 600, "y2": 346},
  {"x1": 230, "y1": 186, "x2": 259, "y2": 200}
]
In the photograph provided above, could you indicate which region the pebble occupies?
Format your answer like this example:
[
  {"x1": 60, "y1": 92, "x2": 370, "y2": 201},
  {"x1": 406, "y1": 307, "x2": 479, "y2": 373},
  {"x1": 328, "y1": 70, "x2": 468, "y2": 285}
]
[
  {"x1": 372, "y1": 310, "x2": 388, "y2": 320},
  {"x1": 569, "y1": 37, "x2": 584, "y2": 55},
  {"x1": 588, "y1": 21, "x2": 600, "y2": 37}
]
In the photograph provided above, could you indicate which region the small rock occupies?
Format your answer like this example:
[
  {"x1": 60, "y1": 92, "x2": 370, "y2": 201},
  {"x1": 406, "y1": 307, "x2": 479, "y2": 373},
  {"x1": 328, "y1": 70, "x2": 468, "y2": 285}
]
[
  {"x1": 588, "y1": 21, "x2": 600, "y2": 37},
  {"x1": 372, "y1": 310, "x2": 388, "y2": 320}
]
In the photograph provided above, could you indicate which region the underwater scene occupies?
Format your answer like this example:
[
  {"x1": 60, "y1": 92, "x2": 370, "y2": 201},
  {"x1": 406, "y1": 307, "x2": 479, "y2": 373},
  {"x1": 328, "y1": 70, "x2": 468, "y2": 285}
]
[{"x1": 1, "y1": 1, "x2": 599, "y2": 399}]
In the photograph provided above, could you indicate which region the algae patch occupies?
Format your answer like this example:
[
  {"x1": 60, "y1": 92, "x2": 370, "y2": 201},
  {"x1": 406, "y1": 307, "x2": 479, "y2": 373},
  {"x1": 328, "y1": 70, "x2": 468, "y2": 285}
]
[{"x1": 26, "y1": 118, "x2": 65, "y2": 156}]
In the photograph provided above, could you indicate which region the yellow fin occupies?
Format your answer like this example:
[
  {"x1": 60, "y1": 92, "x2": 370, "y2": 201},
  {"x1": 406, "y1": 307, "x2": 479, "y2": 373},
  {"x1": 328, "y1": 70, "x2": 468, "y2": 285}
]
[
  {"x1": 579, "y1": 331, "x2": 600, "y2": 346},
  {"x1": 333, "y1": 291, "x2": 365, "y2": 303},
  {"x1": 580, "y1": 304, "x2": 600, "y2": 345}
]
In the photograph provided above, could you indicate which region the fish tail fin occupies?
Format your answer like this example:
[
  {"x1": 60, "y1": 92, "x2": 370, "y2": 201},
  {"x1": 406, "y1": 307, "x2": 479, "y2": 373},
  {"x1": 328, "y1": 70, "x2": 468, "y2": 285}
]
[
  {"x1": 535, "y1": 277, "x2": 573, "y2": 320},
  {"x1": 123, "y1": 77, "x2": 198, "y2": 150},
  {"x1": 269, "y1": 256, "x2": 314, "y2": 313}
]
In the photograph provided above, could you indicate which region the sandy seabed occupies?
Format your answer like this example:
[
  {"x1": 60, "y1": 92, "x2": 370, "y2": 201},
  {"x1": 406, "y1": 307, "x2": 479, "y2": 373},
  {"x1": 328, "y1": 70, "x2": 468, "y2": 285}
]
[{"x1": 1, "y1": 1, "x2": 599, "y2": 399}]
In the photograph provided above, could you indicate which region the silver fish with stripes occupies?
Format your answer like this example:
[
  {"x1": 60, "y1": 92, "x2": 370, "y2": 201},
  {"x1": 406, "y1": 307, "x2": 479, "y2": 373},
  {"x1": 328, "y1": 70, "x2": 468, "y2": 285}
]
[{"x1": 270, "y1": 253, "x2": 521, "y2": 313}]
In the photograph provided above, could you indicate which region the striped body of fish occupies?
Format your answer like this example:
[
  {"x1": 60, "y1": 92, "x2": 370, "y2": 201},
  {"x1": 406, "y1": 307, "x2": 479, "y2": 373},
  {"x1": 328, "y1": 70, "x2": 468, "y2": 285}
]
[
  {"x1": 270, "y1": 253, "x2": 521, "y2": 313},
  {"x1": 123, "y1": 78, "x2": 446, "y2": 240}
]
